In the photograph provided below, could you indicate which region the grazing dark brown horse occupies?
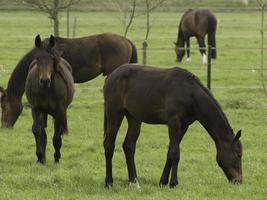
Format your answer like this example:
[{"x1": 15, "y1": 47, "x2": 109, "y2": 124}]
[
  {"x1": 0, "y1": 33, "x2": 137, "y2": 128},
  {"x1": 174, "y1": 9, "x2": 217, "y2": 64},
  {"x1": 103, "y1": 64, "x2": 242, "y2": 188},
  {"x1": 25, "y1": 35, "x2": 74, "y2": 163}
]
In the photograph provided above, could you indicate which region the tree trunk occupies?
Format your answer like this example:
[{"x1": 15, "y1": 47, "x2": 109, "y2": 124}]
[
  {"x1": 53, "y1": 15, "x2": 60, "y2": 36},
  {"x1": 53, "y1": 0, "x2": 59, "y2": 36}
]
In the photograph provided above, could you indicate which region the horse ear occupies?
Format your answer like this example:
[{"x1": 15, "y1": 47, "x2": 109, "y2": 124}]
[
  {"x1": 233, "y1": 130, "x2": 242, "y2": 143},
  {"x1": 49, "y1": 35, "x2": 55, "y2": 47},
  {"x1": 35, "y1": 34, "x2": 41, "y2": 48},
  {"x1": 0, "y1": 86, "x2": 6, "y2": 96}
]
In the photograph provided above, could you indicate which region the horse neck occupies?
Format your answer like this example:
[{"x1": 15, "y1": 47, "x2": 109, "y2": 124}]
[
  {"x1": 6, "y1": 49, "x2": 35, "y2": 99},
  {"x1": 176, "y1": 28, "x2": 185, "y2": 48},
  {"x1": 195, "y1": 86, "x2": 234, "y2": 150}
]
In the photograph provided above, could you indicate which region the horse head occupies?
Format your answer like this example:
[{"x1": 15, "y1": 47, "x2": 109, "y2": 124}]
[
  {"x1": 216, "y1": 130, "x2": 242, "y2": 184},
  {"x1": 174, "y1": 42, "x2": 185, "y2": 62},
  {"x1": 0, "y1": 86, "x2": 23, "y2": 128},
  {"x1": 34, "y1": 35, "x2": 60, "y2": 88}
]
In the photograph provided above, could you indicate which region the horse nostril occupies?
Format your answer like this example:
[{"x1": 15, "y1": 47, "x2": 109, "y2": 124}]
[
  {"x1": 39, "y1": 79, "x2": 51, "y2": 87},
  {"x1": 230, "y1": 178, "x2": 242, "y2": 184}
]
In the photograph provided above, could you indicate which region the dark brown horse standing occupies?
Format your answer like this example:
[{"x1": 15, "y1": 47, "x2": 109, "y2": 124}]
[
  {"x1": 103, "y1": 64, "x2": 242, "y2": 188},
  {"x1": 174, "y1": 9, "x2": 217, "y2": 64},
  {"x1": 25, "y1": 35, "x2": 74, "y2": 163},
  {"x1": 0, "y1": 33, "x2": 137, "y2": 128}
]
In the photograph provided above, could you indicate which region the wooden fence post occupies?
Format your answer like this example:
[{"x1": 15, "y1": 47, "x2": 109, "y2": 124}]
[
  {"x1": 142, "y1": 40, "x2": 148, "y2": 65},
  {"x1": 207, "y1": 45, "x2": 212, "y2": 90},
  {"x1": 73, "y1": 17, "x2": 77, "y2": 38}
]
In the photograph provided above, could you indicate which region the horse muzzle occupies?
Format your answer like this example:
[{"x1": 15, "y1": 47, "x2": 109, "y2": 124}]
[
  {"x1": 39, "y1": 78, "x2": 51, "y2": 88},
  {"x1": 230, "y1": 177, "x2": 242, "y2": 184},
  {"x1": 1, "y1": 121, "x2": 13, "y2": 129}
]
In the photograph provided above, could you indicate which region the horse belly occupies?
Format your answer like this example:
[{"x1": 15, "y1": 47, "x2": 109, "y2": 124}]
[
  {"x1": 125, "y1": 96, "x2": 168, "y2": 124},
  {"x1": 72, "y1": 66, "x2": 102, "y2": 83}
]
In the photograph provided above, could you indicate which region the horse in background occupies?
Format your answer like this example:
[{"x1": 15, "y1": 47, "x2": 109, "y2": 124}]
[
  {"x1": 25, "y1": 35, "x2": 74, "y2": 163},
  {"x1": 174, "y1": 9, "x2": 217, "y2": 64},
  {"x1": 103, "y1": 64, "x2": 242, "y2": 188},
  {"x1": 0, "y1": 33, "x2": 137, "y2": 128}
]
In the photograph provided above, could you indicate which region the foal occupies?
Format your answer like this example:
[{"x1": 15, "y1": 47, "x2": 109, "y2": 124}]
[
  {"x1": 103, "y1": 64, "x2": 242, "y2": 188},
  {"x1": 25, "y1": 35, "x2": 74, "y2": 163}
]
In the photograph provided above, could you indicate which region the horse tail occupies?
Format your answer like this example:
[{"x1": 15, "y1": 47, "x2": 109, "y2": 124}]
[
  {"x1": 61, "y1": 112, "x2": 69, "y2": 135},
  {"x1": 207, "y1": 15, "x2": 217, "y2": 59},
  {"x1": 103, "y1": 109, "x2": 107, "y2": 139},
  {"x1": 127, "y1": 39, "x2": 138, "y2": 63}
]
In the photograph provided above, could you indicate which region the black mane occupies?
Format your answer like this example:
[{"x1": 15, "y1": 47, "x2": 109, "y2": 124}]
[{"x1": 6, "y1": 48, "x2": 37, "y2": 96}]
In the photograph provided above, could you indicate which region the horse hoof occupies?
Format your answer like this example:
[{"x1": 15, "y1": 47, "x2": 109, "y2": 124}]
[
  {"x1": 159, "y1": 179, "x2": 168, "y2": 187},
  {"x1": 105, "y1": 182, "x2": 113, "y2": 188},
  {"x1": 159, "y1": 182, "x2": 168, "y2": 188},
  {"x1": 54, "y1": 160, "x2": 60, "y2": 164},
  {"x1": 186, "y1": 57, "x2": 191, "y2": 62},
  {"x1": 129, "y1": 179, "x2": 141, "y2": 189},
  {"x1": 202, "y1": 54, "x2": 207, "y2": 65},
  {"x1": 37, "y1": 159, "x2": 45, "y2": 165},
  {"x1": 169, "y1": 181, "x2": 178, "y2": 188}
]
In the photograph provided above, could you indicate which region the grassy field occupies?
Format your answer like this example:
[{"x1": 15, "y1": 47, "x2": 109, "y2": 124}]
[{"x1": 0, "y1": 10, "x2": 267, "y2": 200}]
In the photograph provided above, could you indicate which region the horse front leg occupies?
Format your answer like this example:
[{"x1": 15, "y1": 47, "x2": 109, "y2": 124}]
[
  {"x1": 159, "y1": 148, "x2": 172, "y2": 187},
  {"x1": 186, "y1": 37, "x2": 191, "y2": 62},
  {"x1": 197, "y1": 36, "x2": 207, "y2": 64},
  {"x1": 160, "y1": 119, "x2": 187, "y2": 188},
  {"x1": 53, "y1": 109, "x2": 66, "y2": 163},
  {"x1": 32, "y1": 109, "x2": 47, "y2": 164}
]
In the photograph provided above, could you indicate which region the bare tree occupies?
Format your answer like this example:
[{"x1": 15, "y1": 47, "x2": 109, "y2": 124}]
[
  {"x1": 23, "y1": 0, "x2": 80, "y2": 36},
  {"x1": 107, "y1": 0, "x2": 136, "y2": 37},
  {"x1": 142, "y1": 0, "x2": 167, "y2": 64},
  {"x1": 108, "y1": 0, "x2": 166, "y2": 37}
]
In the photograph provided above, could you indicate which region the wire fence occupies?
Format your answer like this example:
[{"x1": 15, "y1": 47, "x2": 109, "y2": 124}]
[{"x1": 0, "y1": 46, "x2": 265, "y2": 75}]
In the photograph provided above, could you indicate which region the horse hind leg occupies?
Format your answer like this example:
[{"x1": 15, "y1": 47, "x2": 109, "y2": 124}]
[
  {"x1": 104, "y1": 109, "x2": 124, "y2": 188},
  {"x1": 123, "y1": 113, "x2": 141, "y2": 187}
]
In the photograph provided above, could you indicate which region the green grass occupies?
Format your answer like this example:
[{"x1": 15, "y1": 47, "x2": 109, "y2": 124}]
[{"x1": 0, "y1": 10, "x2": 267, "y2": 200}]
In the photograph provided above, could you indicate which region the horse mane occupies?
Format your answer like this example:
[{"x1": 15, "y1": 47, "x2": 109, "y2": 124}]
[
  {"x1": 6, "y1": 48, "x2": 37, "y2": 96},
  {"x1": 179, "y1": 9, "x2": 193, "y2": 29},
  {"x1": 193, "y1": 77, "x2": 234, "y2": 137},
  {"x1": 176, "y1": 9, "x2": 193, "y2": 46}
]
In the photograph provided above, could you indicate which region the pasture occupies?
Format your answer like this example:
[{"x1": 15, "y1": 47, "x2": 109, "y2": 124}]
[{"x1": 0, "y1": 9, "x2": 267, "y2": 200}]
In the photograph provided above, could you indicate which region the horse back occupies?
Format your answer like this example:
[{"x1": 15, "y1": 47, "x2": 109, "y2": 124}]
[
  {"x1": 104, "y1": 64, "x2": 197, "y2": 124},
  {"x1": 181, "y1": 9, "x2": 217, "y2": 36},
  {"x1": 54, "y1": 33, "x2": 134, "y2": 80}
]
